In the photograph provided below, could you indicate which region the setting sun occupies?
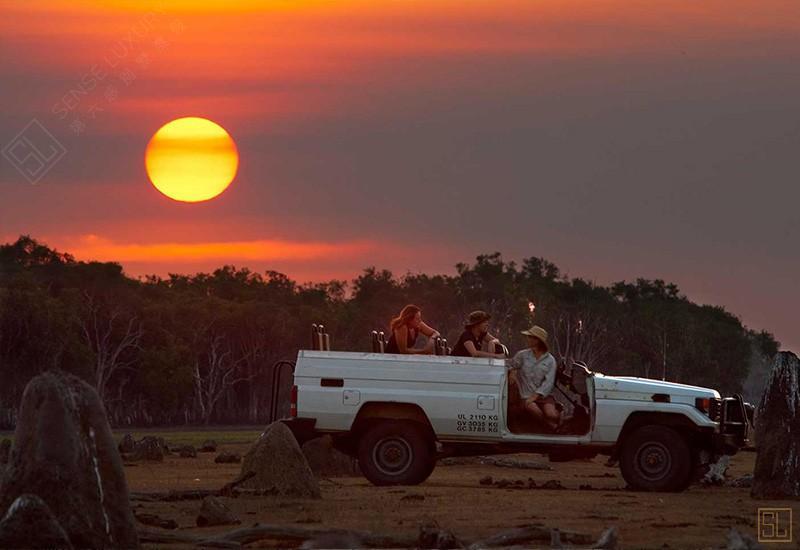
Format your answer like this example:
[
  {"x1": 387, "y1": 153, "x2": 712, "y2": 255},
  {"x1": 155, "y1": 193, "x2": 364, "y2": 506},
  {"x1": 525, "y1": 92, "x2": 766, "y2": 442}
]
[{"x1": 145, "y1": 117, "x2": 239, "y2": 203}]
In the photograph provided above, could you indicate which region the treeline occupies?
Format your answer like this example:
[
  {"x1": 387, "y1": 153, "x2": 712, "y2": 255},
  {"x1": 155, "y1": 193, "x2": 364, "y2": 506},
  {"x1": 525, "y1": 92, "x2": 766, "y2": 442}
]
[{"x1": 0, "y1": 236, "x2": 778, "y2": 428}]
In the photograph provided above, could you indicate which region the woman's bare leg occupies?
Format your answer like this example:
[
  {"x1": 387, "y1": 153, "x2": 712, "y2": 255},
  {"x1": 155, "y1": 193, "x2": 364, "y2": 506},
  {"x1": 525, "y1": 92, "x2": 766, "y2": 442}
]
[
  {"x1": 541, "y1": 401, "x2": 560, "y2": 429},
  {"x1": 524, "y1": 398, "x2": 545, "y2": 424}
]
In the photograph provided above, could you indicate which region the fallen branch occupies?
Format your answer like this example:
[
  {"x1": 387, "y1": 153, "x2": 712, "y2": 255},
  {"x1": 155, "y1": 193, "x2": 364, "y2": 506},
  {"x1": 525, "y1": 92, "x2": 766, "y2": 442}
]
[
  {"x1": 137, "y1": 528, "x2": 241, "y2": 548},
  {"x1": 468, "y1": 525, "x2": 593, "y2": 549},
  {"x1": 162, "y1": 489, "x2": 218, "y2": 501},
  {"x1": 132, "y1": 472, "x2": 257, "y2": 502},
  {"x1": 206, "y1": 524, "x2": 418, "y2": 547},
  {"x1": 140, "y1": 521, "x2": 599, "y2": 549},
  {"x1": 139, "y1": 524, "x2": 417, "y2": 548}
]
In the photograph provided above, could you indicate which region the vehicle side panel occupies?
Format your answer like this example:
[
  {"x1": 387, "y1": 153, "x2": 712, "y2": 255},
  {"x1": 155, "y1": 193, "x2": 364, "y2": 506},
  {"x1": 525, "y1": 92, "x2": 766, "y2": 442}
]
[
  {"x1": 294, "y1": 350, "x2": 506, "y2": 441},
  {"x1": 591, "y1": 399, "x2": 718, "y2": 443}
]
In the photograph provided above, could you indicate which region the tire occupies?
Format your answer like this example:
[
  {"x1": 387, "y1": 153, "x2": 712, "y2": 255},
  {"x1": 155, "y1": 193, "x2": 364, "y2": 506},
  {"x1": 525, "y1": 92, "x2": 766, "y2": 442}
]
[
  {"x1": 357, "y1": 420, "x2": 436, "y2": 486},
  {"x1": 619, "y1": 425, "x2": 692, "y2": 492}
]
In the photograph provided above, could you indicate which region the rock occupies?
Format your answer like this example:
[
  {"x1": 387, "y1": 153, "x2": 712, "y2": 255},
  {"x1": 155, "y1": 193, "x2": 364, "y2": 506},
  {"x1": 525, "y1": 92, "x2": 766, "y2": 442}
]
[
  {"x1": 300, "y1": 532, "x2": 363, "y2": 549},
  {"x1": 594, "y1": 526, "x2": 619, "y2": 549},
  {"x1": 215, "y1": 451, "x2": 241, "y2": 464},
  {"x1": 135, "y1": 512, "x2": 178, "y2": 530},
  {"x1": 418, "y1": 519, "x2": 461, "y2": 549},
  {"x1": 178, "y1": 445, "x2": 197, "y2": 458},
  {"x1": 479, "y1": 476, "x2": 493, "y2": 486},
  {"x1": 239, "y1": 422, "x2": 320, "y2": 498},
  {"x1": 155, "y1": 437, "x2": 170, "y2": 453},
  {"x1": 702, "y1": 455, "x2": 731, "y2": 485},
  {"x1": 196, "y1": 496, "x2": 240, "y2": 527},
  {"x1": 131, "y1": 436, "x2": 165, "y2": 462},
  {"x1": 118, "y1": 433, "x2": 137, "y2": 454},
  {"x1": 541, "y1": 479, "x2": 565, "y2": 490},
  {"x1": 0, "y1": 494, "x2": 73, "y2": 549},
  {"x1": 0, "y1": 439, "x2": 11, "y2": 465},
  {"x1": 301, "y1": 435, "x2": 360, "y2": 477},
  {"x1": 0, "y1": 370, "x2": 139, "y2": 548},
  {"x1": 751, "y1": 351, "x2": 800, "y2": 499},
  {"x1": 550, "y1": 528, "x2": 563, "y2": 549},
  {"x1": 726, "y1": 527, "x2": 762, "y2": 550},
  {"x1": 728, "y1": 474, "x2": 754, "y2": 488},
  {"x1": 199, "y1": 440, "x2": 218, "y2": 453}
]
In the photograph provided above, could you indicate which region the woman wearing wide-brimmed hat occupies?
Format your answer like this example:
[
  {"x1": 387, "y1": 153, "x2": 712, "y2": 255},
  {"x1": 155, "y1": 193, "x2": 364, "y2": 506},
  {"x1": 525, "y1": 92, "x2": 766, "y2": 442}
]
[
  {"x1": 451, "y1": 310, "x2": 506, "y2": 359},
  {"x1": 508, "y1": 325, "x2": 560, "y2": 431}
]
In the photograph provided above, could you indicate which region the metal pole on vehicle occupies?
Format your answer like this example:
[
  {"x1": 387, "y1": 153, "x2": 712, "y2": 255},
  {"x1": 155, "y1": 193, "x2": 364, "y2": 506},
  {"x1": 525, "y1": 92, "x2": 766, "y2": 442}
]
[{"x1": 317, "y1": 324, "x2": 325, "y2": 351}]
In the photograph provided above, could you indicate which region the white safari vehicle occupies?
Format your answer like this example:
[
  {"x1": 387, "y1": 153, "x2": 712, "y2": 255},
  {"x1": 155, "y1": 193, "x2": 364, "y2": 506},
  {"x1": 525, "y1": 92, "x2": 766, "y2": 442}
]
[{"x1": 283, "y1": 347, "x2": 752, "y2": 492}]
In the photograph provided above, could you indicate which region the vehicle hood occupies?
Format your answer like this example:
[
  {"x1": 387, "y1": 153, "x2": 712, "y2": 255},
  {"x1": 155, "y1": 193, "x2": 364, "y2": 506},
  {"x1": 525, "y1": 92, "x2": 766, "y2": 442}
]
[{"x1": 593, "y1": 374, "x2": 719, "y2": 404}]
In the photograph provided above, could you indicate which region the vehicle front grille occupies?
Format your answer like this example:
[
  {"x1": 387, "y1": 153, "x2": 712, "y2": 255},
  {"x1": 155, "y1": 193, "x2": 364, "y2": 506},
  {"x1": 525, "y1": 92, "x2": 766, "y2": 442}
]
[{"x1": 708, "y1": 398, "x2": 722, "y2": 422}]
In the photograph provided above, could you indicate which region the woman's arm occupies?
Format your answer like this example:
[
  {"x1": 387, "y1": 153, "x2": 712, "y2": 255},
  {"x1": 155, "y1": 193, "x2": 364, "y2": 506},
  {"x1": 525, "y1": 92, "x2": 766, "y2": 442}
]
[
  {"x1": 507, "y1": 350, "x2": 523, "y2": 370},
  {"x1": 394, "y1": 326, "x2": 409, "y2": 354},
  {"x1": 396, "y1": 325, "x2": 433, "y2": 354},
  {"x1": 534, "y1": 357, "x2": 557, "y2": 397},
  {"x1": 418, "y1": 321, "x2": 440, "y2": 339},
  {"x1": 464, "y1": 340, "x2": 505, "y2": 359}
]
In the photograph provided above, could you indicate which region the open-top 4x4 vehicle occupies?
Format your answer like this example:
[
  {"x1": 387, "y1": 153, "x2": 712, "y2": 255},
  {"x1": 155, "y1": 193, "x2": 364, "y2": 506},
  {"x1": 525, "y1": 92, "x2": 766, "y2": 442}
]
[{"x1": 284, "y1": 344, "x2": 752, "y2": 492}]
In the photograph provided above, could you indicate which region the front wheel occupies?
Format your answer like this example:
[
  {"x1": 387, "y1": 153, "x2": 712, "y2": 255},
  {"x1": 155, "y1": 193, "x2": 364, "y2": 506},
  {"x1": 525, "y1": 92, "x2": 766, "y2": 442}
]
[
  {"x1": 357, "y1": 420, "x2": 436, "y2": 486},
  {"x1": 620, "y1": 425, "x2": 692, "y2": 492}
]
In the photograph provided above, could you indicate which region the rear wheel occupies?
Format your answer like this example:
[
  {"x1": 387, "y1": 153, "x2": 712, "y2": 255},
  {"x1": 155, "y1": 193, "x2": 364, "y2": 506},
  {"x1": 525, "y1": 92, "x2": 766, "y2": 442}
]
[
  {"x1": 620, "y1": 425, "x2": 692, "y2": 492},
  {"x1": 357, "y1": 420, "x2": 436, "y2": 486}
]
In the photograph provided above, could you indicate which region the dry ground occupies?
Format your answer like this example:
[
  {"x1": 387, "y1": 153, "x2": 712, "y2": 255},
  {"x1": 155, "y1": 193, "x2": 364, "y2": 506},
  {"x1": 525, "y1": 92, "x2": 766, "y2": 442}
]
[{"x1": 124, "y1": 435, "x2": 799, "y2": 549}]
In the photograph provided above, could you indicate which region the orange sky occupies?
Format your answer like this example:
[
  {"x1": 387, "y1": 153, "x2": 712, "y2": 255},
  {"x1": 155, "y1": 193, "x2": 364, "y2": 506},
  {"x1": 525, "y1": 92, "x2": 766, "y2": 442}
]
[{"x1": 1, "y1": 0, "x2": 799, "y2": 351}]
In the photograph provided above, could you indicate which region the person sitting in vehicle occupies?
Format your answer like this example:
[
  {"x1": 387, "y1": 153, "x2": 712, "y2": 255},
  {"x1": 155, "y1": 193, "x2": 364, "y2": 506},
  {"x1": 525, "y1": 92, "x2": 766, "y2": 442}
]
[
  {"x1": 507, "y1": 325, "x2": 560, "y2": 432},
  {"x1": 451, "y1": 310, "x2": 506, "y2": 359},
  {"x1": 385, "y1": 304, "x2": 441, "y2": 354}
]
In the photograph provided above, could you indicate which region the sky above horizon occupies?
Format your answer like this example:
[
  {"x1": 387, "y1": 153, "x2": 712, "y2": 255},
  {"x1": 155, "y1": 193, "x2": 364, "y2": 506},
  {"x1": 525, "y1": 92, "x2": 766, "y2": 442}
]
[{"x1": 1, "y1": 0, "x2": 798, "y2": 352}]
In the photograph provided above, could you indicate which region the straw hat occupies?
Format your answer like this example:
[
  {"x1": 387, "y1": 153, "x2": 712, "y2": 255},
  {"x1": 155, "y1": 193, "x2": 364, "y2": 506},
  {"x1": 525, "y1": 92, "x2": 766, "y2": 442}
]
[
  {"x1": 464, "y1": 310, "x2": 491, "y2": 327},
  {"x1": 521, "y1": 325, "x2": 549, "y2": 349}
]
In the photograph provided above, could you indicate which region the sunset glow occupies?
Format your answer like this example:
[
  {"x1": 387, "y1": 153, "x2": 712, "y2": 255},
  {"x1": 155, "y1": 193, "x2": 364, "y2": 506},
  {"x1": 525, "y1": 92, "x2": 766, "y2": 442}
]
[
  {"x1": 66, "y1": 234, "x2": 375, "y2": 263},
  {"x1": 2, "y1": 0, "x2": 799, "y2": 351},
  {"x1": 145, "y1": 117, "x2": 238, "y2": 202}
]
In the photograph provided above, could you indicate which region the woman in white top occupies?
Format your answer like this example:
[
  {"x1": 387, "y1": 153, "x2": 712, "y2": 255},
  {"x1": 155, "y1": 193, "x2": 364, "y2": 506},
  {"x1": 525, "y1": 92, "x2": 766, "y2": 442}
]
[{"x1": 507, "y1": 325, "x2": 560, "y2": 431}]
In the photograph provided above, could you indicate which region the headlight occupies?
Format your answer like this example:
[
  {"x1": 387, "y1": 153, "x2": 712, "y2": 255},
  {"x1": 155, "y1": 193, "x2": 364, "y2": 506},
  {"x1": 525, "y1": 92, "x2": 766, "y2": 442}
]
[{"x1": 696, "y1": 397, "x2": 723, "y2": 421}]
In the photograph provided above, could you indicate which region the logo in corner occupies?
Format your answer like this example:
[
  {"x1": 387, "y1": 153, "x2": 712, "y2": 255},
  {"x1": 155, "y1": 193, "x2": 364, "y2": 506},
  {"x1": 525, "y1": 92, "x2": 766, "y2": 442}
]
[
  {"x1": 758, "y1": 507, "x2": 792, "y2": 543},
  {"x1": 2, "y1": 119, "x2": 67, "y2": 184}
]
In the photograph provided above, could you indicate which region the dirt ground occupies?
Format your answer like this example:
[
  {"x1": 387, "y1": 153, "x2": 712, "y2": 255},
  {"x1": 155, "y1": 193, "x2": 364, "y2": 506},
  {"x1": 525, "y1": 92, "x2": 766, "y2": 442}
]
[{"x1": 126, "y1": 439, "x2": 799, "y2": 549}]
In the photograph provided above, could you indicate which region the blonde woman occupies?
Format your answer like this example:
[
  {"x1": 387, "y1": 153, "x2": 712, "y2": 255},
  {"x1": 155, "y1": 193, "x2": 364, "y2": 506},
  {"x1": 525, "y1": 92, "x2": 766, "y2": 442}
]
[{"x1": 385, "y1": 304, "x2": 440, "y2": 354}]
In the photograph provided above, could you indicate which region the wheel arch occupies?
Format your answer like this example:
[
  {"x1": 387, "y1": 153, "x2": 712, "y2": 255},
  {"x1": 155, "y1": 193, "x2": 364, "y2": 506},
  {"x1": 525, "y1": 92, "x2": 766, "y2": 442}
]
[
  {"x1": 334, "y1": 401, "x2": 436, "y2": 455},
  {"x1": 615, "y1": 411, "x2": 713, "y2": 452},
  {"x1": 352, "y1": 401, "x2": 435, "y2": 435}
]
